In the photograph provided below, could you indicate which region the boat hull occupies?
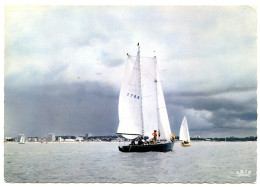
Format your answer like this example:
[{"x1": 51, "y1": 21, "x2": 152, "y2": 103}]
[
  {"x1": 118, "y1": 142, "x2": 174, "y2": 152},
  {"x1": 181, "y1": 142, "x2": 191, "y2": 147}
]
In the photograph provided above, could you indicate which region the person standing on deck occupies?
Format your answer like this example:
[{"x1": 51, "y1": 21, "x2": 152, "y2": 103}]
[
  {"x1": 138, "y1": 136, "x2": 145, "y2": 145},
  {"x1": 152, "y1": 130, "x2": 158, "y2": 144}
]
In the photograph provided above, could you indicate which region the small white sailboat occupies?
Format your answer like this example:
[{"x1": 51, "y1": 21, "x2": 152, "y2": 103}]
[
  {"x1": 117, "y1": 43, "x2": 175, "y2": 152},
  {"x1": 18, "y1": 136, "x2": 25, "y2": 144},
  {"x1": 179, "y1": 116, "x2": 191, "y2": 147}
]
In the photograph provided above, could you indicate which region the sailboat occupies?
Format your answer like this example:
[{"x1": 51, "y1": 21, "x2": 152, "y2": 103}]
[
  {"x1": 18, "y1": 136, "x2": 25, "y2": 144},
  {"x1": 117, "y1": 43, "x2": 174, "y2": 152},
  {"x1": 179, "y1": 116, "x2": 191, "y2": 147}
]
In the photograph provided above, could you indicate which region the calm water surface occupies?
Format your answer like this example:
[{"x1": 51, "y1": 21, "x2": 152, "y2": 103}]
[{"x1": 4, "y1": 141, "x2": 256, "y2": 183}]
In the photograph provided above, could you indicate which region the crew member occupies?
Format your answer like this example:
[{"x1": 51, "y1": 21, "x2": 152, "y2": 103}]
[
  {"x1": 152, "y1": 130, "x2": 158, "y2": 143},
  {"x1": 171, "y1": 133, "x2": 175, "y2": 142},
  {"x1": 138, "y1": 137, "x2": 145, "y2": 145}
]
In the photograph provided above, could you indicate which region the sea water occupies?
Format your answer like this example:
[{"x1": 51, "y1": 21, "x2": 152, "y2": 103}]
[{"x1": 4, "y1": 141, "x2": 256, "y2": 183}]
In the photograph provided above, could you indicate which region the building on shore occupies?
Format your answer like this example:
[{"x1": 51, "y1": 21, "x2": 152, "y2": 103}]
[
  {"x1": 4, "y1": 137, "x2": 15, "y2": 142},
  {"x1": 76, "y1": 137, "x2": 83, "y2": 142},
  {"x1": 64, "y1": 139, "x2": 75, "y2": 142},
  {"x1": 28, "y1": 137, "x2": 38, "y2": 142}
]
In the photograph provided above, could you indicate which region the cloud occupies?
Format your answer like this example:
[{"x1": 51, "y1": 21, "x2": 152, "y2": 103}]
[
  {"x1": 165, "y1": 87, "x2": 257, "y2": 137},
  {"x1": 4, "y1": 81, "x2": 119, "y2": 137},
  {"x1": 4, "y1": 6, "x2": 257, "y2": 138}
]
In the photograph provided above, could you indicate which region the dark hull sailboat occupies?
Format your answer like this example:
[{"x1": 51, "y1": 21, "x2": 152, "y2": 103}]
[
  {"x1": 117, "y1": 44, "x2": 175, "y2": 152},
  {"x1": 119, "y1": 142, "x2": 174, "y2": 152}
]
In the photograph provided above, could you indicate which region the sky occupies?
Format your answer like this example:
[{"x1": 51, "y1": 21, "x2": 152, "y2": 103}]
[{"x1": 3, "y1": 5, "x2": 257, "y2": 138}]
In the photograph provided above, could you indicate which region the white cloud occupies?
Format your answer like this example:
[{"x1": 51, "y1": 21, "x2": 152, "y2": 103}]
[{"x1": 5, "y1": 6, "x2": 256, "y2": 87}]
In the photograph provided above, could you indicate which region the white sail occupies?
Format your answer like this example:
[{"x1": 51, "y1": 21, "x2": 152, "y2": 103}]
[
  {"x1": 19, "y1": 136, "x2": 25, "y2": 144},
  {"x1": 117, "y1": 45, "x2": 172, "y2": 140},
  {"x1": 117, "y1": 47, "x2": 143, "y2": 139},
  {"x1": 179, "y1": 116, "x2": 190, "y2": 142},
  {"x1": 157, "y1": 69, "x2": 172, "y2": 141},
  {"x1": 141, "y1": 57, "x2": 159, "y2": 138}
]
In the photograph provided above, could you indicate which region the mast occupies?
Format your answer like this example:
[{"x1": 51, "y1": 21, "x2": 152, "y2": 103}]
[
  {"x1": 154, "y1": 56, "x2": 160, "y2": 141},
  {"x1": 137, "y1": 43, "x2": 144, "y2": 136},
  {"x1": 154, "y1": 49, "x2": 159, "y2": 136}
]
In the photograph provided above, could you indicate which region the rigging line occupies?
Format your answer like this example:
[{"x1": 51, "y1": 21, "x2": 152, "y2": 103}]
[
  {"x1": 141, "y1": 64, "x2": 157, "y2": 80},
  {"x1": 141, "y1": 63, "x2": 165, "y2": 83},
  {"x1": 141, "y1": 68, "x2": 164, "y2": 83},
  {"x1": 127, "y1": 55, "x2": 140, "y2": 64},
  {"x1": 130, "y1": 57, "x2": 156, "y2": 81},
  {"x1": 129, "y1": 55, "x2": 161, "y2": 81},
  {"x1": 128, "y1": 55, "x2": 155, "y2": 59},
  {"x1": 128, "y1": 57, "x2": 136, "y2": 64}
]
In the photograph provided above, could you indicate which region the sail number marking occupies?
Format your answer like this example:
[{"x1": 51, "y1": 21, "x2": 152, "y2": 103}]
[{"x1": 127, "y1": 93, "x2": 140, "y2": 99}]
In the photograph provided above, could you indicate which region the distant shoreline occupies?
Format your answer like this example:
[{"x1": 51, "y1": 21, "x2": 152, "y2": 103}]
[
  {"x1": 4, "y1": 139, "x2": 257, "y2": 144},
  {"x1": 4, "y1": 141, "x2": 118, "y2": 143},
  {"x1": 4, "y1": 135, "x2": 257, "y2": 143}
]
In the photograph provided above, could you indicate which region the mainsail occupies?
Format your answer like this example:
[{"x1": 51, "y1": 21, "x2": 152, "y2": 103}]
[
  {"x1": 179, "y1": 116, "x2": 190, "y2": 142},
  {"x1": 117, "y1": 45, "x2": 172, "y2": 140}
]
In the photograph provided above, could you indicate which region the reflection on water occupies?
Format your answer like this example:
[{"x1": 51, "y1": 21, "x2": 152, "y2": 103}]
[{"x1": 4, "y1": 141, "x2": 256, "y2": 183}]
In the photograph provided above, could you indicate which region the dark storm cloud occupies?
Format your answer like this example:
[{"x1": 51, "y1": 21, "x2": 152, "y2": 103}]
[
  {"x1": 4, "y1": 80, "x2": 257, "y2": 138},
  {"x1": 169, "y1": 94, "x2": 255, "y2": 114},
  {"x1": 164, "y1": 85, "x2": 257, "y2": 137},
  {"x1": 171, "y1": 85, "x2": 256, "y2": 97},
  {"x1": 4, "y1": 82, "x2": 119, "y2": 137}
]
